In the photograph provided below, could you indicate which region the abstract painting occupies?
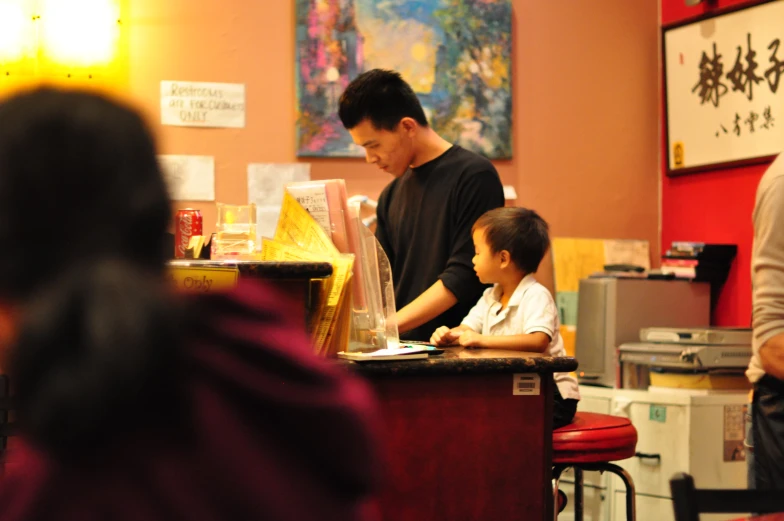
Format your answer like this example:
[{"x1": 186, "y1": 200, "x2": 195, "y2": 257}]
[{"x1": 295, "y1": 0, "x2": 512, "y2": 158}]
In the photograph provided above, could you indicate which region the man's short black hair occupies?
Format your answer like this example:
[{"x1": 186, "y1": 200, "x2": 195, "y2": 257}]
[
  {"x1": 473, "y1": 207, "x2": 551, "y2": 274},
  {"x1": 338, "y1": 69, "x2": 429, "y2": 130}
]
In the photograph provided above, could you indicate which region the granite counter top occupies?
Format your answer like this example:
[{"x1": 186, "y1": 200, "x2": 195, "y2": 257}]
[
  {"x1": 168, "y1": 260, "x2": 333, "y2": 279},
  {"x1": 337, "y1": 349, "x2": 578, "y2": 377}
]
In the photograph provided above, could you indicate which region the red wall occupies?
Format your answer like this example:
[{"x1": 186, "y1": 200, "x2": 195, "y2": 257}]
[{"x1": 661, "y1": 0, "x2": 771, "y2": 326}]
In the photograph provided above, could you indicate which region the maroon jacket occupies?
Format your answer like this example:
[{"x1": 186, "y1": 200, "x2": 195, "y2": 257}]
[{"x1": 0, "y1": 280, "x2": 383, "y2": 521}]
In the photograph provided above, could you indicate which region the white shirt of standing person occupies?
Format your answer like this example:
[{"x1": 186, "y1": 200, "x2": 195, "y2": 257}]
[
  {"x1": 749, "y1": 154, "x2": 784, "y2": 383},
  {"x1": 460, "y1": 274, "x2": 580, "y2": 400}
]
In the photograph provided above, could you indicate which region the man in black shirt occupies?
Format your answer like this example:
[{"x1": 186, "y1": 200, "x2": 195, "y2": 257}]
[{"x1": 338, "y1": 69, "x2": 504, "y2": 341}]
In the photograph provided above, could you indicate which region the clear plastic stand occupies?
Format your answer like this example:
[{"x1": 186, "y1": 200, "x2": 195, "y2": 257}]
[{"x1": 347, "y1": 202, "x2": 399, "y2": 352}]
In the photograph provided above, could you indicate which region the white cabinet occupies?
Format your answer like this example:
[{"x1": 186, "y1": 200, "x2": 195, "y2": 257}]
[
  {"x1": 609, "y1": 388, "x2": 748, "y2": 521},
  {"x1": 559, "y1": 478, "x2": 609, "y2": 521},
  {"x1": 617, "y1": 398, "x2": 689, "y2": 498},
  {"x1": 557, "y1": 386, "x2": 749, "y2": 521},
  {"x1": 612, "y1": 491, "x2": 671, "y2": 521}
]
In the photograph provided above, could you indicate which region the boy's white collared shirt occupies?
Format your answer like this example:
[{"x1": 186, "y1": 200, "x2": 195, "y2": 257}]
[{"x1": 461, "y1": 274, "x2": 580, "y2": 401}]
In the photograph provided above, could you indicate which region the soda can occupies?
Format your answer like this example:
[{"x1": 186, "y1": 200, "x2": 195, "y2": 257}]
[{"x1": 175, "y1": 208, "x2": 203, "y2": 258}]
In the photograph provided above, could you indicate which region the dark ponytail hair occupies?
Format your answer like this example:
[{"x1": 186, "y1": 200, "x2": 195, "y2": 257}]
[{"x1": 0, "y1": 88, "x2": 181, "y2": 458}]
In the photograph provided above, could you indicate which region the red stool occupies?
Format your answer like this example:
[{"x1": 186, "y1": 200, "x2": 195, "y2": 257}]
[{"x1": 553, "y1": 412, "x2": 638, "y2": 521}]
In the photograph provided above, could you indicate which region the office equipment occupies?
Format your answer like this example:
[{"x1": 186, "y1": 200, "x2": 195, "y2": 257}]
[
  {"x1": 559, "y1": 386, "x2": 749, "y2": 521},
  {"x1": 620, "y1": 327, "x2": 751, "y2": 390},
  {"x1": 575, "y1": 278, "x2": 710, "y2": 387}
]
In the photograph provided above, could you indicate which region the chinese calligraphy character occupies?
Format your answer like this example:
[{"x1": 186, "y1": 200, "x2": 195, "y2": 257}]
[
  {"x1": 715, "y1": 124, "x2": 728, "y2": 138},
  {"x1": 762, "y1": 106, "x2": 775, "y2": 129},
  {"x1": 693, "y1": 43, "x2": 727, "y2": 107},
  {"x1": 726, "y1": 33, "x2": 763, "y2": 101},
  {"x1": 766, "y1": 39, "x2": 784, "y2": 93},
  {"x1": 746, "y1": 110, "x2": 759, "y2": 133},
  {"x1": 734, "y1": 113, "x2": 742, "y2": 136}
]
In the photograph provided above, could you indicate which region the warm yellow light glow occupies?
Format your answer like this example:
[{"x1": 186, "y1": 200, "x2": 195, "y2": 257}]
[
  {"x1": 40, "y1": 0, "x2": 119, "y2": 67},
  {"x1": 411, "y1": 42, "x2": 427, "y2": 62},
  {"x1": 0, "y1": 0, "x2": 28, "y2": 63}
]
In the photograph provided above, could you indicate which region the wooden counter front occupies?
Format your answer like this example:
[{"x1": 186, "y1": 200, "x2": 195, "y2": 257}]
[{"x1": 341, "y1": 351, "x2": 578, "y2": 521}]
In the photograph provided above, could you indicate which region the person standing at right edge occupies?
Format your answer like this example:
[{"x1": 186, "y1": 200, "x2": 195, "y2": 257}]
[
  {"x1": 338, "y1": 69, "x2": 505, "y2": 342},
  {"x1": 748, "y1": 153, "x2": 784, "y2": 488}
]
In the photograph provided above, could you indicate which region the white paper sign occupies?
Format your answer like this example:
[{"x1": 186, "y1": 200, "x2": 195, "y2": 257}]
[
  {"x1": 247, "y1": 163, "x2": 311, "y2": 242},
  {"x1": 160, "y1": 81, "x2": 245, "y2": 128},
  {"x1": 286, "y1": 184, "x2": 332, "y2": 236},
  {"x1": 664, "y1": 1, "x2": 784, "y2": 171},
  {"x1": 159, "y1": 154, "x2": 215, "y2": 201}
]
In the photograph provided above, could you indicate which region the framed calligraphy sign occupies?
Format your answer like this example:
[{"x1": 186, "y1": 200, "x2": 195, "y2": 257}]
[{"x1": 664, "y1": 0, "x2": 784, "y2": 175}]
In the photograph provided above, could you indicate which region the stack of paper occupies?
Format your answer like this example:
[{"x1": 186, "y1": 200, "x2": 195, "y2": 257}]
[
  {"x1": 256, "y1": 178, "x2": 399, "y2": 355},
  {"x1": 285, "y1": 180, "x2": 366, "y2": 312},
  {"x1": 337, "y1": 346, "x2": 433, "y2": 362},
  {"x1": 260, "y1": 191, "x2": 354, "y2": 356}
]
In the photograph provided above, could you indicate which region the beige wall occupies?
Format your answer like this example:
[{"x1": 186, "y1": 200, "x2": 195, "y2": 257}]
[{"x1": 125, "y1": 0, "x2": 660, "y2": 288}]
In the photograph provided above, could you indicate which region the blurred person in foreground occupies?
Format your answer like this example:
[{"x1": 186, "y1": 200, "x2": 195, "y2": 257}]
[{"x1": 0, "y1": 87, "x2": 382, "y2": 521}]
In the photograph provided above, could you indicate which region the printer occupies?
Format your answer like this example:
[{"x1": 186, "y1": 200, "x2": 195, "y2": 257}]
[{"x1": 619, "y1": 327, "x2": 752, "y2": 389}]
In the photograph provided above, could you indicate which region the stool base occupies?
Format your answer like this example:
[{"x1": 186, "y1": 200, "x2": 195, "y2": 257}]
[{"x1": 552, "y1": 462, "x2": 636, "y2": 521}]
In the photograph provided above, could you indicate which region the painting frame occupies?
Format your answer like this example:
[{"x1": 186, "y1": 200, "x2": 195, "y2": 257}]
[
  {"x1": 663, "y1": 0, "x2": 782, "y2": 177},
  {"x1": 294, "y1": 0, "x2": 513, "y2": 159}
]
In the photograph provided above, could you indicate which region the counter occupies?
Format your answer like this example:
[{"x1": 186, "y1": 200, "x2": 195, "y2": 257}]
[
  {"x1": 340, "y1": 349, "x2": 578, "y2": 521},
  {"x1": 341, "y1": 351, "x2": 577, "y2": 376},
  {"x1": 167, "y1": 259, "x2": 333, "y2": 279},
  {"x1": 167, "y1": 259, "x2": 332, "y2": 333}
]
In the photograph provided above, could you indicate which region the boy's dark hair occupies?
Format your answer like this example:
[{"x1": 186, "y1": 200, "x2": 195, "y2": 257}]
[
  {"x1": 473, "y1": 207, "x2": 551, "y2": 274},
  {"x1": 338, "y1": 69, "x2": 429, "y2": 130}
]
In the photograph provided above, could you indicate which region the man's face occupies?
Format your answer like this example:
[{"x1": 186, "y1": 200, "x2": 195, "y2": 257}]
[{"x1": 348, "y1": 119, "x2": 415, "y2": 177}]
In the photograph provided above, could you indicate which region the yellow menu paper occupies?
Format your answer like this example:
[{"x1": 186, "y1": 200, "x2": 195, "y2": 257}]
[
  {"x1": 319, "y1": 254, "x2": 353, "y2": 356},
  {"x1": 274, "y1": 191, "x2": 339, "y2": 257},
  {"x1": 260, "y1": 238, "x2": 331, "y2": 350},
  {"x1": 262, "y1": 198, "x2": 354, "y2": 356},
  {"x1": 262, "y1": 239, "x2": 353, "y2": 355}
]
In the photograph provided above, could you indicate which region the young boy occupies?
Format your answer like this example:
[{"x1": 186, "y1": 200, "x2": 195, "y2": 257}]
[{"x1": 430, "y1": 207, "x2": 580, "y2": 428}]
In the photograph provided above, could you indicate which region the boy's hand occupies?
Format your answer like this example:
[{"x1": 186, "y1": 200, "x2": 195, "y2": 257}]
[
  {"x1": 431, "y1": 326, "x2": 458, "y2": 346},
  {"x1": 458, "y1": 330, "x2": 485, "y2": 348}
]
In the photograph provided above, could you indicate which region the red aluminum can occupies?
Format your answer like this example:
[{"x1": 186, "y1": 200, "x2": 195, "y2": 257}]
[{"x1": 175, "y1": 208, "x2": 203, "y2": 258}]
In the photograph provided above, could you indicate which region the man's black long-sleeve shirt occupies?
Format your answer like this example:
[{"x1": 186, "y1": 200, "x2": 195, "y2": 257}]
[{"x1": 375, "y1": 145, "x2": 505, "y2": 341}]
